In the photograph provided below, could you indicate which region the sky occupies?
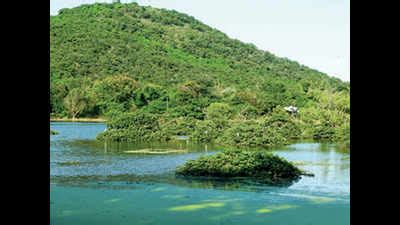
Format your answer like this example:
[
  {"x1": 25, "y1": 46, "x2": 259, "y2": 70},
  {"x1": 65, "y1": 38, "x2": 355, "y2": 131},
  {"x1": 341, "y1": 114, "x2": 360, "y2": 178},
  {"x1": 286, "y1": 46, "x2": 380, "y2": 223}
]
[{"x1": 50, "y1": 0, "x2": 350, "y2": 81}]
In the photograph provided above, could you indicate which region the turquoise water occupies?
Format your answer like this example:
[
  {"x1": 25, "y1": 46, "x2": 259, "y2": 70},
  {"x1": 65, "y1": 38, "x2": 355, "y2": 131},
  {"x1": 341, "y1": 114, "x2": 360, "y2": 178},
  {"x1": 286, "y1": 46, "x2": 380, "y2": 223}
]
[{"x1": 50, "y1": 122, "x2": 350, "y2": 225}]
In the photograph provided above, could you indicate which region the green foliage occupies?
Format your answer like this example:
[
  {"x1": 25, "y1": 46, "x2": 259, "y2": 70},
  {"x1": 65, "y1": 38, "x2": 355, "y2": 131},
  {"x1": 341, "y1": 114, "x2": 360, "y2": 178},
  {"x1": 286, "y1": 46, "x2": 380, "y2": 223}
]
[
  {"x1": 63, "y1": 88, "x2": 88, "y2": 119},
  {"x1": 237, "y1": 104, "x2": 260, "y2": 120},
  {"x1": 192, "y1": 120, "x2": 218, "y2": 143},
  {"x1": 107, "y1": 111, "x2": 158, "y2": 129},
  {"x1": 263, "y1": 107, "x2": 302, "y2": 139},
  {"x1": 299, "y1": 89, "x2": 350, "y2": 142},
  {"x1": 89, "y1": 75, "x2": 139, "y2": 115},
  {"x1": 176, "y1": 149, "x2": 304, "y2": 184},
  {"x1": 205, "y1": 103, "x2": 233, "y2": 130},
  {"x1": 161, "y1": 117, "x2": 197, "y2": 136},
  {"x1": 51, "y1": 3, "x2": 350, "y2": 148},
  {"x1": 218, "y1": 120, "x2": 287, "y2": 148},
  {"x1": 206, "y1": 103, "x2": 233, "y2": 120},
  {"x1": 333, "y1": 121, "x2": 350, "y2": 145},
  {"x1": 97, "y1": 111, "x2": 169, "y2": 142}
]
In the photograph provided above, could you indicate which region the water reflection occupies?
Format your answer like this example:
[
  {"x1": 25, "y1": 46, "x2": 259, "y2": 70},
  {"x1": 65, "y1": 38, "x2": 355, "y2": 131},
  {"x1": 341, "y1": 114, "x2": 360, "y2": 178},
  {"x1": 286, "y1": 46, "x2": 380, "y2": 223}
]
[{"x1": 51, "y1": 173, "x2": 300, "y2": 192}]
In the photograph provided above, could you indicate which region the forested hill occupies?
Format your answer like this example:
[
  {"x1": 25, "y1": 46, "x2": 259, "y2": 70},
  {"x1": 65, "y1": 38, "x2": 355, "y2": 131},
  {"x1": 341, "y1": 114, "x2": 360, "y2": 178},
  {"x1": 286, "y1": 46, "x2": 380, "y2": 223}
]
[{"x1": 50, "y1": 3, "x2": 349, "y2": 147}]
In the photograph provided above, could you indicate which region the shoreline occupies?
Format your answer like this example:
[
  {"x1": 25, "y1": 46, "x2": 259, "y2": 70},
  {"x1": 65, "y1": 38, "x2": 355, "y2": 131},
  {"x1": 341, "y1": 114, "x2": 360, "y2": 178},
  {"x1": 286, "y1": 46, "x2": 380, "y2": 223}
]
[{"x1": 50, "y1": 118, "x2": 106, "y2": 122}]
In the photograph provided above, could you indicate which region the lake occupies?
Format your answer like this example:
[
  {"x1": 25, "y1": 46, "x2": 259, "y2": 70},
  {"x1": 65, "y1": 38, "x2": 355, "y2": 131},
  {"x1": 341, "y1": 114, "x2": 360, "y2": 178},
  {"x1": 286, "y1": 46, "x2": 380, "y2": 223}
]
[{"x1": 50, "y1": 122, "x2": 350, "y2": 225}]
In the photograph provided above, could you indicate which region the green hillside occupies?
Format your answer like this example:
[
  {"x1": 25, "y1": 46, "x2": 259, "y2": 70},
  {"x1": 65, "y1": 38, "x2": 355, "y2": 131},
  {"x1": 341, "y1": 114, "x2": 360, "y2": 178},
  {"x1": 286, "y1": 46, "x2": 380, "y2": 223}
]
[{"x1": 50, "y1": 3, "x2": 349, "y2": 148}]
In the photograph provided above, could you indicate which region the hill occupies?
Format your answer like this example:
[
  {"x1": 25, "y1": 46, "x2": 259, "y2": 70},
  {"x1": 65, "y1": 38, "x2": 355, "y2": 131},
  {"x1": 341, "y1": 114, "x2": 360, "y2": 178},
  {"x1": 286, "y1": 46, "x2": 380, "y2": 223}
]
[{"x1": 50, "y1": 3, "x2": 349, "y2": 148}]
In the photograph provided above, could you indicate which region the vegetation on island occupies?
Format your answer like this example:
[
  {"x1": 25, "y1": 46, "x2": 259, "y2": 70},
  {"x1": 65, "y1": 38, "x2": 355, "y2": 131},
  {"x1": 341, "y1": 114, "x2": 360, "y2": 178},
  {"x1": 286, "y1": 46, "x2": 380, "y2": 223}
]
[
  {"x1": 176, "y1": 149, "x2": 307, "y2": 184},
  {"x1": 50, "y1": 130, "x2": 59, "y2": 135},
  {"x1": 50, "y1": 3, "x2": 349, "y2": 149}
]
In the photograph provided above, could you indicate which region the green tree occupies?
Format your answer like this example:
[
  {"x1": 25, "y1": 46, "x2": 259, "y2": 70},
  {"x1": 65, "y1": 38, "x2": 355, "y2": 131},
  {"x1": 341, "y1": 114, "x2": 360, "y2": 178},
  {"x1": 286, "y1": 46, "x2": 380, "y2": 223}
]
[
  {"x1": 63, "y1": 88, "x2": 87, "y2": 119},
  {"x1": 50, "y1": 3, "x2": 350, "y2": 147},
  {"x1": 205, "y1": 102, "x2": 233, "y2": 130},
  {"x1": 90, "y1": 75, "x2": 139, "y2": 114},
  {"x1": 205, "y1": 102, "x2": 233, "y2": 120}
]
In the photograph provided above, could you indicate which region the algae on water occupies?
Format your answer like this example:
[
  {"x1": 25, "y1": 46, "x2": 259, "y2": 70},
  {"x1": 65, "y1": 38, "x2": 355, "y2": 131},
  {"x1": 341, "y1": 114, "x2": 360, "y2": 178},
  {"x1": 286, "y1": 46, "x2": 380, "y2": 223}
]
[{"x1": 124, "y1": 148, "x2": 188, "y2": 154}]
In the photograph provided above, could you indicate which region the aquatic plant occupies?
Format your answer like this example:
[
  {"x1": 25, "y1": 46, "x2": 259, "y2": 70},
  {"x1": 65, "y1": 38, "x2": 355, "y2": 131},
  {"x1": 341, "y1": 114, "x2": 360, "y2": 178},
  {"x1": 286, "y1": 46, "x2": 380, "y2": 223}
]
[
  {"x1": 168, "y1": 202, "x2": 225, "y2": 212},
  {"x1": 176, "y1": 149, "x2": 308, "y2": 184},
  {"x1": 96, "y1": 111, "x2": 170, "y2": 142},
  {"x1": 124, "y1": 149, "x2": 188, "y2": 154},
  {"x1": 50, "y1": 130, "x2": 59, "y2": 135}
]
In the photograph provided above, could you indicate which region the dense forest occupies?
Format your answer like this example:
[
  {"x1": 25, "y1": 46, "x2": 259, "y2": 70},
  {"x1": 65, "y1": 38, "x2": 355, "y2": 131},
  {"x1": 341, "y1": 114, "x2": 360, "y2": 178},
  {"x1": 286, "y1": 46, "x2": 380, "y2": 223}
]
[{"x1": 50, "y1": 3, "x2": 349, "y2": 148}]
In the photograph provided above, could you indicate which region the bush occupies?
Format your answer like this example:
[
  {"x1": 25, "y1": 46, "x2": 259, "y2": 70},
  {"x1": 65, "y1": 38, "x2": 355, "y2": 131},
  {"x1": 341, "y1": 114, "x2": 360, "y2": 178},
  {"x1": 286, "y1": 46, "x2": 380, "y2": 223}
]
[
  {"x1": 263, "y1": 107, "x2": 302, "y2": 139},
  {"x1": 238, "y1": 104, "x2": 260, "y2": 119},
  {"x1": 192, "y1": 120, "x2": 218, "y2": 143},
  {"x1": 97, "y1": 111, "x2": 169, "y2": 142},
  {"x1": 90, "y1": 75, "x2": 139, "y2": 114},
  {"x1": 96, "y1": 128, "x2": 169, "y2": 142},
  {"x1": 176, "y1": 149, "x2": 305, "y2": 184},
  {"x1": 299, "y1": 106, "x2": 349, "y2": 141},
  {"x1": 205, "y1": 102, "x2": 233, "y2": 130},
  {"x1": 218, "y1": 120, "x2": 287, "y2": 148},
  {"x1": 161, "y1": 117, "x2": 197, "y2": 136}
]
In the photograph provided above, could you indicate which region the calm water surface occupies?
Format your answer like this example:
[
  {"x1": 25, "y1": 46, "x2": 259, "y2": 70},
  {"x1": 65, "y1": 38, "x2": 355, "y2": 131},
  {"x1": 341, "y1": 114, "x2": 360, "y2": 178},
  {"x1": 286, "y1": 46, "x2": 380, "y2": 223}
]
[{"x1": 50, "y1": 122, "x2": 350, "y2": 225}]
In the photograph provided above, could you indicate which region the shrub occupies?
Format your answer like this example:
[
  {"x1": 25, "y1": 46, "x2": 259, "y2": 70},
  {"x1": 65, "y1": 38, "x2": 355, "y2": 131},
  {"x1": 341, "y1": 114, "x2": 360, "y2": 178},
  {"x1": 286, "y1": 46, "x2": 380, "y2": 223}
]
[
  {"x1": 89, "y1": 75, "x2": 139, "y2": 114},
  {"x1": 176, "y1": 149, "x2": 306, "y2": 184},
  {"x1": 96, "y1": 128, "x2": 169, "y2": 142},
  {"x1": 205, "y1": 102, "x2": 233, "y2": 130},
  {"x1": 238, "y1": 104, "x2": 260, "y2": 119},
  {"x1": 263, "y1": 107, "x2": 302, "y2": 139},
  {"x1": 161, "y1": 117, "x2": 197, "y2": 136},
  {"x1": 218, "y1": 120, "x2": 287, "y2": 148},
  {"x1": 192, "y1": 120, "x2": 218, "y2": 143},
  {"x1": 97, "y1": 111, "x2": 169, "y2": 142}
]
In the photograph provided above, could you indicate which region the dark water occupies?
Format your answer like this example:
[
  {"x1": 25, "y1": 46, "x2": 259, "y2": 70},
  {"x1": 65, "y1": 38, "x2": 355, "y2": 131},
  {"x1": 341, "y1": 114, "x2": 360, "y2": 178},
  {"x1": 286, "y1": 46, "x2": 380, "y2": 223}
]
[{"x1": 50, "y1": 122, "x2": 350, "y2": 225}]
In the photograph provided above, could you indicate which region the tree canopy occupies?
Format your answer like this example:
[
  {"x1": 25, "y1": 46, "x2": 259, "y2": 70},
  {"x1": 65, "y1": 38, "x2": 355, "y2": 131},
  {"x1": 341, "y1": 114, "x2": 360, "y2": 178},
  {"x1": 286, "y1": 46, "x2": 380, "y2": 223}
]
[{"x1": 51, "y1": 3, "x2": 350, "y2": 148}]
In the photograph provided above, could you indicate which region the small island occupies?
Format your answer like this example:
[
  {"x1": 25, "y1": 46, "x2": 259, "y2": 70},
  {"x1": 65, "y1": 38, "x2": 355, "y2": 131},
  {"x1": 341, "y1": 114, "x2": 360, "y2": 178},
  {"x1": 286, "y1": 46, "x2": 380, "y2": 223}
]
[
  {"x1": 176, "y1": 149, "x2": 310, "y2": 185},
  {"x1": 50, "y1": 130, "x2": 59, "y2": 135}
]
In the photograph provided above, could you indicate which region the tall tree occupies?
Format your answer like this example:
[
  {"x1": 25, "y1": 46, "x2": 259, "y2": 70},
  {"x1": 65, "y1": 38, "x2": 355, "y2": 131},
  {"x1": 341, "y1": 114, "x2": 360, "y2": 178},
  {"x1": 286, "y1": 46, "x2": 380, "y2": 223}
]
[{"x1": 64, "y1": 88, "x2": 87, "y2": 119}]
